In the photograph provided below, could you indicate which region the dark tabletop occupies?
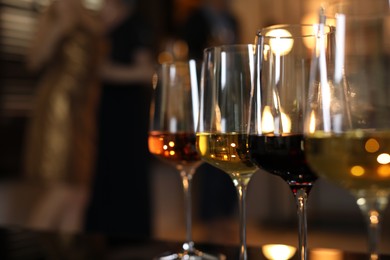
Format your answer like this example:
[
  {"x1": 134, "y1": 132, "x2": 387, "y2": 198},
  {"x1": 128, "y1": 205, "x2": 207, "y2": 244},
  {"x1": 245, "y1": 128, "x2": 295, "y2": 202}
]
[{"x1": 0, "y1": 226, "x2": 388, "y2": 260}]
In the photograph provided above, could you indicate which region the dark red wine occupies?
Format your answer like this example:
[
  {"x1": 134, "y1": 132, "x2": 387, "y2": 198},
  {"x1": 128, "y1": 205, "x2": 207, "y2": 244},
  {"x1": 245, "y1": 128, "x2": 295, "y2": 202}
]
[
  {"x1": 248, "y1": 134, "x2": 317, "y2": 193},
  {"x1": 148, "y1": 131, "x2": 201, "y2": 168}
]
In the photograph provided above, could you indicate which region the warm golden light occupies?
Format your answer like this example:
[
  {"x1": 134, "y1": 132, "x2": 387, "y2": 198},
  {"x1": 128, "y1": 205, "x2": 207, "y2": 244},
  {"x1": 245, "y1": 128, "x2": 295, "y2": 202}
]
[
  {"x1": 350, "y1": 165, "x2": 365, "y2": 176},
  {"x1": 215, "y1": 105, "x2": 222, "y2": 132},
  {"x1": 377, "y1": 165, "x2": 390, "y2": 177},
  {"x1": 158, "y1": 51, "x2": 173, "y2": 64},
  {"x1": 169, "y1": 141, "x2": 175, "y2": 147},
  {"x1": 197, "y1": 135, "x2": 207, "y2": 156},
  {"x1": 263, "y1": 44, "x2": 270, "y2": 61},
  {"x1": 262, "y1": 106, "x2": 291, "y2": 134},
  {"x1": 266, "y1": 29, "x2": 294, "y2": 56},
  {"x1": 302, "y1": 24, "x2": 331, "y2": 52},
  {"x1": 172, "y1": 40, "x2": 189, "y2": 60},
  {"x1": 309, "y1": 111, "x2": 316, "y2": 133},
  {"x1": 262, "y1": 244, "x2": 297, "y2": 260},
  {"x1": 377, "y1": 153, "x2": 390, "y2": 164},
  {"x1": 281, "y1": 112, "x2": 291, "y2": 133},
  {"x1": 262, "y1": 106, "x2": 274, "y2": 133},
  {"x1": 370, "y1": 211, "x2": 379, "y2": 224},
  {"x1": 301, "y1": 12, "x2": 319, "y2": 25},
  {"x1": 365, "y1": 138, "x2": 380, "y2": 153},
  {"x1": 302, "y1": 24, "x2": 317, "y2": 50},
  {"x1": 310, "y1": 248, "x2": 343, "y2": 260}
]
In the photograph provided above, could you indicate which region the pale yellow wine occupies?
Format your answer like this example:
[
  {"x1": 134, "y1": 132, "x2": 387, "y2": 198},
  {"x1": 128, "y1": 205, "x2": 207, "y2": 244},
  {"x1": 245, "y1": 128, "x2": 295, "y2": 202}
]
[
  {"x1": 305, "y1": 131, "x2": 390, "y2": 193},
  {"x1": 196, "y1": 133, "x2": 258, "y2": 180}
]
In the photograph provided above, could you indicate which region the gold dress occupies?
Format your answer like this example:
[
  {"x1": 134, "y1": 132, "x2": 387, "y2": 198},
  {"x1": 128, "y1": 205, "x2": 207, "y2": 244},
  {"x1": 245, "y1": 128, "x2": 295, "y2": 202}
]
[
  {"x1": 24, "y1": 24, "x2": 101, "y2": 187},
  {"x1": 20, "y1": 1, "x2": 105, "y2": 232}
]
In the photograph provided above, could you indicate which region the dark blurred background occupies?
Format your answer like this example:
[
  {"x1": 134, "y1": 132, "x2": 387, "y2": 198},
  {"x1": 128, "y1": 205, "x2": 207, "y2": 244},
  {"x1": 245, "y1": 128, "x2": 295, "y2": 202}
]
[{"x1": 0, "y1": 0, "x2": 389, "y2": 255}]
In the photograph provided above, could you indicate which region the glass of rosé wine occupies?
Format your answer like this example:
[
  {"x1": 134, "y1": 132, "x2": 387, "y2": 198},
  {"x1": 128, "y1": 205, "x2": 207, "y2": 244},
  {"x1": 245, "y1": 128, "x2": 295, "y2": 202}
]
[{"x1": 148, "y1": 60, "x2": 222, "y2": 260}]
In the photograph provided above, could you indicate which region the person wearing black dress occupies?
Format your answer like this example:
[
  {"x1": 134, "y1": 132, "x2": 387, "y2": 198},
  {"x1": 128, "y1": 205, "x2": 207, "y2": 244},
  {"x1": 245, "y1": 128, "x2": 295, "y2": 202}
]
[
  {"x1": 84, "y1": 0, "x2": 156, "y2": 237},
  {"x1": 181, "y1": 0, "x2": 241, "y2": 223}
]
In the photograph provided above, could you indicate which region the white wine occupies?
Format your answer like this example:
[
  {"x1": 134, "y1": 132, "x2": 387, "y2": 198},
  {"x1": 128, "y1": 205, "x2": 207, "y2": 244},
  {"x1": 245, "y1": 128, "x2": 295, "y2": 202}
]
[
  {"x1": 196, "y1": 133, "x2": 258, "y2": 181},
  {"x1": 306, "y1": 131, "x2": 390, "y2": 194}
]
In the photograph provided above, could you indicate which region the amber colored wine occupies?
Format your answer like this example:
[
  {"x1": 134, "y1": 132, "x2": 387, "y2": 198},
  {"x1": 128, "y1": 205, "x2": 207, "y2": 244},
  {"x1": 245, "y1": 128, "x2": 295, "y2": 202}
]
[
  {"x1": 148, "y1": 131, "x2": 201, "y2": 168},
  {"x1": 196, "y1": 133, "x2": 257, "y2": 179},
  {"x1": 248, "y1": 134, "x2": 317, "y2": 192},
  {"x1": 305, "y1": 131, "x2": 390, "y2": 194}
]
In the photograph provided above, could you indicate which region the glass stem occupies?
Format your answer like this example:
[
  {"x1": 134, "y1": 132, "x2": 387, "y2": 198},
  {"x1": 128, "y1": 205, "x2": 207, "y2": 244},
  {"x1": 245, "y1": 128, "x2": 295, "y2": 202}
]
[
  {"x1": 366, "y1": 209, "x2": 381, "y2": 260},
  {"x1": 236, "y1": 182, "x2": 248, "y2": 260},
  {"x1": 295, "y1": 188, "x2": 308, "y2": 260},
  {"x1": 180, "y1": 169, "x2": 195, "y2": 253},
  {"x1": 356, "y1": 195, "x2": 388, "y2": 260}
]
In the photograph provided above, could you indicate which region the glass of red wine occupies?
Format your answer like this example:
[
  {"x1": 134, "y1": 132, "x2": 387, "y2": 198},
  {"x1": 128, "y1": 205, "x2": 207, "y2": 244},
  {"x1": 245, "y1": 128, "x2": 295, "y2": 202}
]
[
  {"x1": 148, "y1": 60, "x2": 221, "y2": 259},
  {"x1": 248, "y1": 24, "x2": 332, "y2": 260}
]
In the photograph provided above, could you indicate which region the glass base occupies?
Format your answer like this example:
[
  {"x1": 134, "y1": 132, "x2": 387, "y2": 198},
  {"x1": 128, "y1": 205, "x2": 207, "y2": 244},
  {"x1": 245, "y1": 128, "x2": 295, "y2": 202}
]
[{"x1": 155, "y1": 249, "x2": 224, "y2": 260}]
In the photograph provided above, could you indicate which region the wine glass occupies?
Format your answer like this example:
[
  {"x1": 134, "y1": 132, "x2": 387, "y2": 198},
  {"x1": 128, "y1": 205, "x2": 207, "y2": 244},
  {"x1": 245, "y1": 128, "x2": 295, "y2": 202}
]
[
  {"x1": 197, "y1": 44, "x2": 258, "y2": 260},
  {"x1": 248, "y1": 24, "x2": 332, "y2": 260},
  {"x1": 305, "y1": 1, "x2": 390, "y2": 259},
  {"x1": 148, "y1": 60, "x2": 221, "y2": 259}
]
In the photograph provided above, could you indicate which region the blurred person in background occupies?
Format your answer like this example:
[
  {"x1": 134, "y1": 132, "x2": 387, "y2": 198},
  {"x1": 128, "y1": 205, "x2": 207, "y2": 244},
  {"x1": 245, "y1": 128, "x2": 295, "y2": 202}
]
[
  {"x1": 84, "y1": 0, "x2": 156, "y2": 238},
  {"x1": 157, "y1": 0, "x2": 200, "y2": 62},
  {"x1": 182, "y1": 0, "x2": 240, "y2": 61},
  {"x1": 158, "y1": 0, "x2": 239, "y2": 62},
  {"x1": 23, "y1": 0, "x2": 103, "y2": 232}
]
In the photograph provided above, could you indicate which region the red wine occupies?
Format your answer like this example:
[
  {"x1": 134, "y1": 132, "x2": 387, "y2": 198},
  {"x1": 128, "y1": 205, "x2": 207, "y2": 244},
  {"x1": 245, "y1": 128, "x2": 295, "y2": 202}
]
[
  {"x1": 248, "y1": 134, "x2": 317, "y2": 193},
  {"x1": 148, "y1": 131, "x2": 201, "y2": 168}
]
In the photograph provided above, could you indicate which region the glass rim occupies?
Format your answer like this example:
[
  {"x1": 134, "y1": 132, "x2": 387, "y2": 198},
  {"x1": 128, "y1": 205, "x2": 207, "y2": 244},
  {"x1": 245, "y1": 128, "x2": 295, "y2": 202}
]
[
  {"x1": 256, "y1": 24, "x2": 334, "y2": 39},
  {"x1": 203, "y1": 43, "x2": 255, "y2": 54},
  {"x1": 160, "y1": 59, "x2": 196, "y2": 67}
]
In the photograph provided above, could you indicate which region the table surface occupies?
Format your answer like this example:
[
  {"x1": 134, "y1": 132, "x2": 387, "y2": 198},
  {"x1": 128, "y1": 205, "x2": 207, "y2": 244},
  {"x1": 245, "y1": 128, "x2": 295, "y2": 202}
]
[{"x1": 0, "y1": 226, "x2": 388, "y2": 260}]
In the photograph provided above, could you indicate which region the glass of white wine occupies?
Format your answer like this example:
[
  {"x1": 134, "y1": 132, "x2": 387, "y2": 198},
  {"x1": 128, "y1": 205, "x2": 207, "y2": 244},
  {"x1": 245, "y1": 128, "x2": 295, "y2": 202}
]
[
  {"x1": 148, "y1": 60, "x2": 222, "y2": 259},
  {"x1": 197, "y1": 44, "x2": 258, "y2": 260},
  {"x1": 305, "y1": 1, "x2": 390, "y2": 259}
]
